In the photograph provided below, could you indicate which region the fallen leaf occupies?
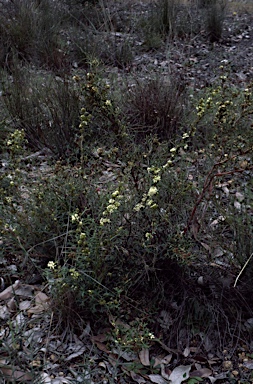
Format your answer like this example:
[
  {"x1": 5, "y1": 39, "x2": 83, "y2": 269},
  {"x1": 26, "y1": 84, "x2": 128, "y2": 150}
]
[
  {"x1": 0, "y1": 280, "x2": 20, "y2": 301},
  {"x1": 91, "y1": 333, "x2": 108, "y2": 343},
  {"x1": 209, "y1": 371, "x2": 228, "y2": 383},
  {"x1": 0, "y1": 304, "x2": 10, "y2": 320},
  {"x1": 161, "y1": 363, "x2": 171, "y2": 380},
  {"x1": 92, "y1": 340, "x2": 111, "y2": 354},
  {"x1": 130, "y1": 371, "x2": 146, "y2": 383},
  {"x1": 19, "y1": 300, "x2": 32, "y2": 311},
  {"x1": 118, "y1": 349, "x2": 137, "y2": 361},
  {"x1": 243, "y1": 361, "x2": 253, "y2": 369},
  {"x1": 169, "y1": 365, "x2": 191, "y2": 384},
  {"x1": 0, "y1": 365, "x2": 33, "y2": 382},
  {"x1": 15, "y1": 285, "x2": 34, "y2": 298},
  {"x1": 236, "y1": 191, "x2": 244, "y2": 202},
  {"x1": 35, "y1": 291, "x2": 50, "y2": 305},
  {"x1": 148, "y1": 373, "x2": 168, "y2": 384},
  {"x1": 153, "y1": 354, "x2": 172, "y2": 368},
  {"x1": 139, "y1": 348, "x2": 150, "y2": 366},
  {"x1": 7, "y1": 297, "x2": 17, "y2": 312},
  {"x1": 65, "y1": 346, "x2": 86, "y2": 361},
  {"x1": 190, "y1": 368, "x2": 212, "y2": 377},
  {"x1": 27, "y1": 292, "x2": 50, "y2": 315},
  {"x1": 183, "y1": 347, "x2": 190, "y2": 357}
]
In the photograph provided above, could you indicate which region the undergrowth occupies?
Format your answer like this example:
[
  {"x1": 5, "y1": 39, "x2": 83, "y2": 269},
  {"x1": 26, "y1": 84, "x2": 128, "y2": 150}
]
[
  {"x1": 1, "y1": 60, "x2": 253, "y2": 345},
  {"x1": 0, "y1": 2, "x2": 253, "y2": 373}
]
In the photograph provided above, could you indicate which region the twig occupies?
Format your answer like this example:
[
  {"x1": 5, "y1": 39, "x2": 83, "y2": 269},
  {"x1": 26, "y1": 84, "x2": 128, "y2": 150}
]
[
  {"x1": 184, "y1": 164, "x2": 253, "y2": 235},
  {"x1": 234, "y1": 253, "x2": 253, "y2": 288}
]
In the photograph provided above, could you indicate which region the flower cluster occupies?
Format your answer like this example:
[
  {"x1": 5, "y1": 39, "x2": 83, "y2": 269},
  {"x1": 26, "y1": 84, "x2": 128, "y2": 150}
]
[
  {"x1": 79, "y1": 107, "x2": 92, "y2": 131},
  {"x1": 100, "y1": 189, "x2": 124, "y2": 225},
  {"x1": 134, "y1": 129, "x2": 194, "y2": 212},
  {"x1": 196, "y1": 96, "x2": 212, "y2": 118},
  {"x1": 215, "y1": 99, "x2": 234, "y2": 125},
  {"x1": 6, "y1": 129, "x2": 27, "y2": 155}
]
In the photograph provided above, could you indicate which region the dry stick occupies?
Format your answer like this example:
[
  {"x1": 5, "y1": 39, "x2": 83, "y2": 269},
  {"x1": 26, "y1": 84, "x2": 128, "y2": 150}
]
[
  {"x1": 234, "y1": 253, "x2": 253, "y2": 288},
  {"x1": 183, "y1": 163, "x2": 253, "y2": 235},
  {"x1": 183, "y1": 157, "x2": 228, "y2": 235}
]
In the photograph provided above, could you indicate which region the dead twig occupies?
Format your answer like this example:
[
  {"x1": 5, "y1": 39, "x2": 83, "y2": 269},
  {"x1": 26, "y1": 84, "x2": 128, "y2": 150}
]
[{"x1": 183, "y1": 160, "x2": 253, "y2": 235}]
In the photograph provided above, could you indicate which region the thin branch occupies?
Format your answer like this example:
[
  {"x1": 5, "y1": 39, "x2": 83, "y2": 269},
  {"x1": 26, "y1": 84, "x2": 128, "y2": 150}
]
[{"x1": 234, "y1": 253, "x2": 253, "y2": 288}]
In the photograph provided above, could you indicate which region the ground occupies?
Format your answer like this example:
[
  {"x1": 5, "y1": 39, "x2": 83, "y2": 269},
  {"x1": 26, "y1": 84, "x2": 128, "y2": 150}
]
[{"x1": 0, "y1": 0, "x2": 253, "y2": 383}]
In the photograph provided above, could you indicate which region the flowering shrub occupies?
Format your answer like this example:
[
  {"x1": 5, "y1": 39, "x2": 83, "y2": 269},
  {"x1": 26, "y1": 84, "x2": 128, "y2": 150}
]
[{"x1": 1, "y1": 61, "x2": 252, "y2": 344}]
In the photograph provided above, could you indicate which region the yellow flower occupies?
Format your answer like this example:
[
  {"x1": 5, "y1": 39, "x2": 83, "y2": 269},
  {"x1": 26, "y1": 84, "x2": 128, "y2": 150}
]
[
  {"x1": 134, "y1": 203, "x2": 144, "y2": 212},
  {"x1": 70, "y1": 268, "x2": 80, "y2": 279},
  {"x1": 48, "y1": 261, "x2": 56, "y2": 270},
  {"x1": 71, "y1": 213, "x2": 79, "y2": 222},
  {"x1": 153, "y1": 175, "x2": 161, "y2": 183},
  {"x1": 147, "y1": 186, "x2": 158, "y2": 197},
  {"x1": 100, "y1": 217, "x2": 111, "y2": 226},
  {"x1": 182, "y1": 132, "x2": 189, "y2": 139},
  {"x1": 163, "y1": 160, "x2": 173, "y2": 169}
]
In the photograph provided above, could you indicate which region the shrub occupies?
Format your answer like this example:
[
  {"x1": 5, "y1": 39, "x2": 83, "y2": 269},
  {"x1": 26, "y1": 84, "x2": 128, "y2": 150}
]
[
  {"x1": 140, "y1": 0, "x2": 202, "y2": 47},
  {"x1": 123, "y1": 74, "x2": 186, "y2": 140},
  {"x1": 0, "y1": 119, "x2": 196, "y2": 333},
  {"x1": 0, "y1": 0, "x2": 65, "y2": 70},
  {"x1": 2, "y1": 66, "x2": 81, "y2": 158},
  {"x1": 202, "y1": 0, "x2": 228, "y2": 42}
]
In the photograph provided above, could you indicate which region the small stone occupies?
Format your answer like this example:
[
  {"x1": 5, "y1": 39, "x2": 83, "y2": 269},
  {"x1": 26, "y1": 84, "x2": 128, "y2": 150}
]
[{"x1": 223, "y1": 360, "x2": 233, "y2": 370}]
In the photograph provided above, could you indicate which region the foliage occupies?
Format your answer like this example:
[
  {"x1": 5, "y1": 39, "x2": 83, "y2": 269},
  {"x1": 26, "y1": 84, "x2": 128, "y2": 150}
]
[
  {"x1": 204, "y1": 0, "x2": 228, "y2": 42},
  {"x1": 0, "y1": 3, "x2": 253, "y2": 375},
  {"x1": 0, "y1": 0, "x2": 64, "y2": 70},
  {"x1": 2, "y1": 67, "x2": 81, "y2": 158},
  {"x1": 123, "y1": 74, "x2": 186, "y2": 140},
  {"x1": 1, "y1": 58, "x2": 253, "y2": 344},
  {"x1": 0, "y1": 121, "x2": 195, "y2": 332}
]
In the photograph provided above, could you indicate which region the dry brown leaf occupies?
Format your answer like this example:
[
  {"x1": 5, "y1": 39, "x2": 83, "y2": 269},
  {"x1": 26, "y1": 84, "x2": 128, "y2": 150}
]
[
  {"x1": 183, "y1": 347, "x2": 190, "y2": 357},
  {"x1": 27, "y1": 291, "x2": 50, "y2": 315},
  {"x1": 130, "y1": 371, "x2": 146, "y2": 383},
  {"x1": 0, "y1": 366, "x2": 33, "y2": 381},
  {"x1": 15, "y1": 285, "x2": 34, "y2": 298},
  {"x1": 0, "y1": 304, "x2": 10, "y2": 320},
  {"x1": 160, "y1": 363, "x2": 171, "y2": 381},
  {"x1": 91, "y1": 333, "x2": 108, "y2": 343},
  {"x1": 27, "y1": 303, "x2": 48, "y2": 315},
  {"x1": 35, "y1": 291, "x2": 50, "y2": 305},
  {"x1": 139, "y1": 348, "x2": 150, "y2": 366},
  {"x1": 190, "y1": 368, "x2": 212, "y2": 377},
  {"x1": 153, "y1": 354, "x2": 172, "y2": 368},
  {"x1": 0, "y1": 280, "x2": 20, "y2": 301},
  {"x1": 168, "y1": 365, "x2": 191, "y2": 384},
  {"x1": 108, "y1": 353, "x2": 118, "y2": 367},
  {"x1": 148, "y1": 373, "x2": 168, "y2": 384},
  {"x1": 7, "y1": 297, "x2": 17, "y2": 312},
  {"x1": 92, "y1": 340, "x2": 111, "y2": 354},
  {"x1": 19, "y1": 300, "x2": 32, "y2": 311}
]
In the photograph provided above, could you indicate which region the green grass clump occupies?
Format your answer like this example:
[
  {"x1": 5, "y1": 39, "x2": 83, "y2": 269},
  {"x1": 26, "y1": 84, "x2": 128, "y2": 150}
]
[
  {"x1": 123, "y1": 74, "x2": 187, "y2": 140},
  {"x1": 2, "y1": 67, "x2": 80, "y2": 158},
  {"x1": 0, "y1": 0, "x2": 64, "y2": 70}
]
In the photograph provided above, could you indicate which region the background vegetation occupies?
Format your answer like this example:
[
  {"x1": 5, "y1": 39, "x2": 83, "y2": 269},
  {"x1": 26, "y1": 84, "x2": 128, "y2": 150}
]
[{"x1": 0, "y1": 0, "x2": 252, "y2": 382}]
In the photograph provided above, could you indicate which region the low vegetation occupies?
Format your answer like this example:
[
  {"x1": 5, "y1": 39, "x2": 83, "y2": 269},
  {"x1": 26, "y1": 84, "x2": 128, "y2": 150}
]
[{"x1": 0, "y1": 0, "x2": 253, "y2": 382}]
